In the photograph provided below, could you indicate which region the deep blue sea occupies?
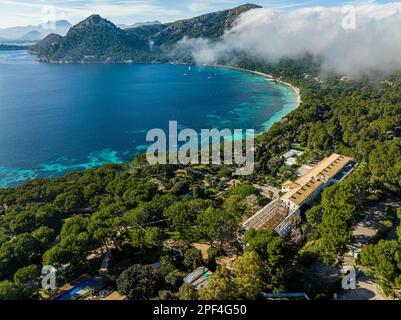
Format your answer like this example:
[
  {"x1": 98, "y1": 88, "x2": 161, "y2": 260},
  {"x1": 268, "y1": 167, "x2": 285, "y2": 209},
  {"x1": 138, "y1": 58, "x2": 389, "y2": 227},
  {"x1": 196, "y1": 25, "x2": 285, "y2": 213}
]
[{"x1": 0, "y1": 50, "x2": 297, "y2": 187}]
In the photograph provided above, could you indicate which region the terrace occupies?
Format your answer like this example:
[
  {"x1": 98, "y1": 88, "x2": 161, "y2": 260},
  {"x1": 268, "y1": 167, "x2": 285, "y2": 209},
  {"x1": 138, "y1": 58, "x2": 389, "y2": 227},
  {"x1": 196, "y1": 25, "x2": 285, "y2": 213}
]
[{"x1": 242, "y1": 199, "x2": 292, "y2": 231}]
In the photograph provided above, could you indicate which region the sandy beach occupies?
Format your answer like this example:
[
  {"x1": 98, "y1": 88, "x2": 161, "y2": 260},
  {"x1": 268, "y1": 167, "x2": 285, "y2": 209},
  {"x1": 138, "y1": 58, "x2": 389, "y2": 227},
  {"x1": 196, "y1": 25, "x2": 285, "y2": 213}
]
[{"x1": 212, "y1": 65, "x2": 302, "y2": 109}]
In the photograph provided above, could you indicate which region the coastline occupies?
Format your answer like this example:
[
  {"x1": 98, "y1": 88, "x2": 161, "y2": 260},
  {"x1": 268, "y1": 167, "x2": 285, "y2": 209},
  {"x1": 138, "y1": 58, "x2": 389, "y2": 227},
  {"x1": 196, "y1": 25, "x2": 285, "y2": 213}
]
[
  {"x1": 205, "y1": 64, "x2": 301, "y2": 133},
  {"x1": 212, "y1": 64, "x2": 302, "y2": 110}
]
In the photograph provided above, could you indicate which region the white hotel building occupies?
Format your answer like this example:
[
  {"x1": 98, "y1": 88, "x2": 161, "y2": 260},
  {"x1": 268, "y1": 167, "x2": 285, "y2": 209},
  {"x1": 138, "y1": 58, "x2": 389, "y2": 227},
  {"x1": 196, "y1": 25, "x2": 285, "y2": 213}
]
[{"x1": 242, "y1": 154, "x2": 354, "y2": 237}]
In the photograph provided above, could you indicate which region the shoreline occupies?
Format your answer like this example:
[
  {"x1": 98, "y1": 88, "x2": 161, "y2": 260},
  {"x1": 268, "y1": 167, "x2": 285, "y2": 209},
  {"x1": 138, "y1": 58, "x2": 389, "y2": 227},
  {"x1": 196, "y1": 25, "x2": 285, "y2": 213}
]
[{"x1": 211, "y1": 64, "x2": 302, "y2": 109}]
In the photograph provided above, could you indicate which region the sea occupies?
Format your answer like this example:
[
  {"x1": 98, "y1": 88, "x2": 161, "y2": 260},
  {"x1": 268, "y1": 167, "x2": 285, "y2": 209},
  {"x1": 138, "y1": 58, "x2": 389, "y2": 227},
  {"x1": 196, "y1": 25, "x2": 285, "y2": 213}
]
[{"x1": 0, "y1": 50, "x2": 297, "y2": 187}]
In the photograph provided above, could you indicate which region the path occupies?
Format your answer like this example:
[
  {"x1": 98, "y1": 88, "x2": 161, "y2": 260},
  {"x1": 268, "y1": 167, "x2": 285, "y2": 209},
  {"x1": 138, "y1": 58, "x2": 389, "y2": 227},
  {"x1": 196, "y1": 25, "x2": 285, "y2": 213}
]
[{"x1": 254, "y1": 184, "x2": 281, "y2": 200}]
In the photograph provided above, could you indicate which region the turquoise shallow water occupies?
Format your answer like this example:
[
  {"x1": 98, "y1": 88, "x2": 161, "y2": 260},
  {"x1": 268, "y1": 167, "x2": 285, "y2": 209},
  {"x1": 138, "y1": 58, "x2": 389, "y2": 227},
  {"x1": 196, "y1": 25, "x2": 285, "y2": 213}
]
[{"x1": 0, "y1": 51, "x2": 297, "y2": 187}]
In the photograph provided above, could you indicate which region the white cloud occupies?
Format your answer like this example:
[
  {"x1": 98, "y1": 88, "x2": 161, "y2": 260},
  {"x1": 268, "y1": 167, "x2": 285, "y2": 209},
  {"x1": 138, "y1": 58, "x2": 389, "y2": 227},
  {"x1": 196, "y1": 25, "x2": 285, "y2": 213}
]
[{"x1": 181, "y1": 3, "x2": 401, "y2": 76}]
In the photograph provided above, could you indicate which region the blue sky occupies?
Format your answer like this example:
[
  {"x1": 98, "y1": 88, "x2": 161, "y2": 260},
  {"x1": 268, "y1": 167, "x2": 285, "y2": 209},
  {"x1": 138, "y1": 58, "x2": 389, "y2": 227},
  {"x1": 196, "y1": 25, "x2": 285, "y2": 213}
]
[{"x1": 0, "y1": 0, "x2": 398, "y2": 28}]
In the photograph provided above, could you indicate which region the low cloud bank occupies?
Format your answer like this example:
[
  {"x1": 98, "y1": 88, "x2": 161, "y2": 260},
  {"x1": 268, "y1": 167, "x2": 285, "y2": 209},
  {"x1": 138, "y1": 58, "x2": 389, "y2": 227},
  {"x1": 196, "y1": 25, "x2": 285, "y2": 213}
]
[{"x1": 179, "y1": 3, "x2": 401, "y2": 76}]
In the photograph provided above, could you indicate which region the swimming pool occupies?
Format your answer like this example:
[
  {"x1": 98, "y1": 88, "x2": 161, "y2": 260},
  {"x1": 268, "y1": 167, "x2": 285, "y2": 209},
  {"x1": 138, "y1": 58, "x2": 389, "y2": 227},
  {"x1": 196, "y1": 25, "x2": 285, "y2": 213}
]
[{"x1": 55, "y1": 279, "x2": 94, "y2": 300}]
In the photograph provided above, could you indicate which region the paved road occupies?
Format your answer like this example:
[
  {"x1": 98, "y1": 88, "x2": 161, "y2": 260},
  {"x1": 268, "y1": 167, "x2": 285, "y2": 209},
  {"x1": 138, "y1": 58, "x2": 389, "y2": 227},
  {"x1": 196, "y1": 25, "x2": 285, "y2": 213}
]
[
  {"x1": 338, "y1": 196, "x2": 401, "y2": 300},
  {"x1": 352, "y1": 197, "x2": 401, "y2": 247}
]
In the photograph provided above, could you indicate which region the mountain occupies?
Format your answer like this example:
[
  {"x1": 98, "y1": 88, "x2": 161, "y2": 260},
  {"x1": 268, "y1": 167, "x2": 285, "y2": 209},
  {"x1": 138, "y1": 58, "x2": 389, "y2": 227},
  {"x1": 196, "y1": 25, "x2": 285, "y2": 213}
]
[
  {"x1": 31, "y1": 4, "x2": 261, "y2": 63},
  {"x1": 32, "y1": 15, "x2": 151, "y2": 63},
  {"x1": 17, "y1": 30, "x2": 44, "y2": 42},
  {"x1": 0, "y1": 20, "x2": 72, "y2": 41},
  {"x1": 118, "y1": 21, "x2": 162, "y2": 29},
  {"x1": 135, "y1": 3, "x2": 261, "y2": 46}
]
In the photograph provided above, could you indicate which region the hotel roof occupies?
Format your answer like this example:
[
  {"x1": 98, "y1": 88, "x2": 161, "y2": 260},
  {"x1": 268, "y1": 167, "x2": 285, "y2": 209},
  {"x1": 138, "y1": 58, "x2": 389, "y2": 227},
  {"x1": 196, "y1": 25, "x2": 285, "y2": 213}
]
[
  {"x1": 282, "y1": 180, "x2": 301, "y2": 190},
  {"x1": 243, "y1": 199, "x2": 291, "y2": 230},
  {"x1": 282, "y1": 154, "x2": 353, "y2": 206},
  {"x1": 282, "y1": 177, "x2": 324, "y2": 206}
]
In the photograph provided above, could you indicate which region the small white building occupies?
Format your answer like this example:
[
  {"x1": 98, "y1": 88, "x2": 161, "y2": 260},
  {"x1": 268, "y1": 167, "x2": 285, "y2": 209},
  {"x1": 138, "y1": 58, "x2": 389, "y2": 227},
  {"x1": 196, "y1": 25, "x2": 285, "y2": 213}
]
[
  {"x1": 183, "y1": 267, "x2": 212, "y2": 291},
  {"x1": 282, "y1": 149, "x2": 304, "y2": 167}
]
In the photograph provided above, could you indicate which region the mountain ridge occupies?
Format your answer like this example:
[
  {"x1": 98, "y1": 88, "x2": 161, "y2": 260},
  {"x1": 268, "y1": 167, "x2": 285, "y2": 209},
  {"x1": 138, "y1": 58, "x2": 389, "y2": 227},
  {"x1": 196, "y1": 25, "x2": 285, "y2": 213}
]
[
  {"x1": 31, "y1": 4, "x2": 261, "y2": 63},
  {"x1": 0, "y1": 20, "x2": 71, "y2": 41},
  {"x1": 118, "y1": 21, "x2": 162, "y2": 29},
  {"x1": 17, "y1": 30, "x2": 43, "y2": 42}
]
